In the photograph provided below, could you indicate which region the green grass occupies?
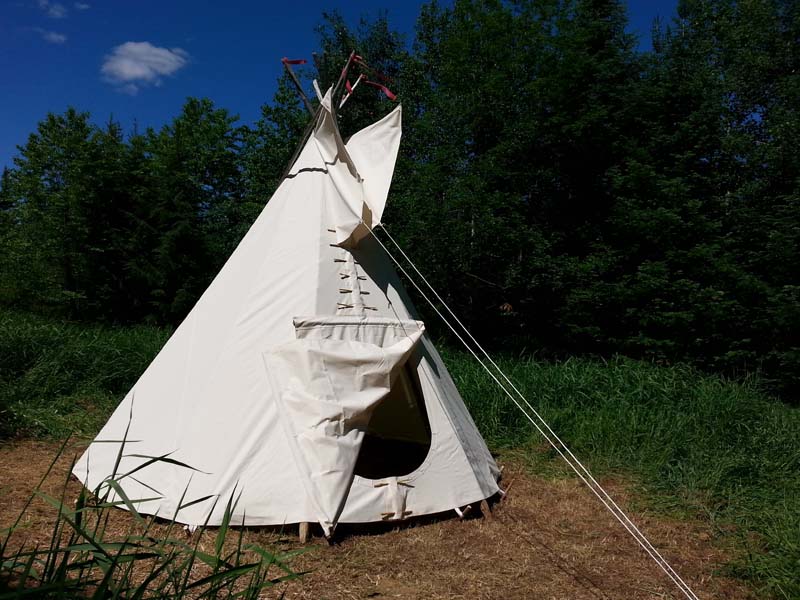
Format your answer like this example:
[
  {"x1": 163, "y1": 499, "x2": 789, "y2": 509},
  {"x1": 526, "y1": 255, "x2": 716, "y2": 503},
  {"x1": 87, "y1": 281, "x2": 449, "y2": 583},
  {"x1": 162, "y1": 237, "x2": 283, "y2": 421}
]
[
  {"x1": 0, "y1": 437, "x2": 305, "y2": 598},
  {"x1": 0, "y1": 310, "x2": 170, "y2": 438},
  {"x1": 444, "y1": 349, "x2": 800, "y2": 600},
  {"x1": 1, "y1": 310, "x2": 798, "y2": 598}
]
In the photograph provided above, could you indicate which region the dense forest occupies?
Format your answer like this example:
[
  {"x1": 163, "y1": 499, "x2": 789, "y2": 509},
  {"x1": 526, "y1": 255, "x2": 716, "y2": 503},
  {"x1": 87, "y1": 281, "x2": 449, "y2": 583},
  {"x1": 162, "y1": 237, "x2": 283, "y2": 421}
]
[{"x1": 1, "y1": 0, "x2": 798, "y2": 398}]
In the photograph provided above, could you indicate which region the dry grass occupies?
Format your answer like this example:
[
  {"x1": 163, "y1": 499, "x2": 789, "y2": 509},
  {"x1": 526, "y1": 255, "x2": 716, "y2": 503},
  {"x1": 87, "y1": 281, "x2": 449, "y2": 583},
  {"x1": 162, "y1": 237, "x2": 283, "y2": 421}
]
[{"x1": 0, "y1": 439, "x2": 755, "y2": 599}]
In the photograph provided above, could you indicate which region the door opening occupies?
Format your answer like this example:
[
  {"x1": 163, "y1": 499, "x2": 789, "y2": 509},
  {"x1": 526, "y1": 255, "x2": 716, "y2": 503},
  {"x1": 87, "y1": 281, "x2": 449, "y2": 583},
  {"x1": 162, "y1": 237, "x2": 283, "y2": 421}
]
[{"x1": 353, "y1": 361, "x2": 432, "y2": 480}]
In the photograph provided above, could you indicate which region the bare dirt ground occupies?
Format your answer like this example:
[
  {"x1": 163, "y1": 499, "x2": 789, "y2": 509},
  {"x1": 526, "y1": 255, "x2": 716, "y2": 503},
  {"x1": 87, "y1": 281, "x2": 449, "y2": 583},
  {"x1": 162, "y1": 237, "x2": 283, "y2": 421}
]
[{"x1": 0, "y1": 440, "x2": 755, "y2": 599}]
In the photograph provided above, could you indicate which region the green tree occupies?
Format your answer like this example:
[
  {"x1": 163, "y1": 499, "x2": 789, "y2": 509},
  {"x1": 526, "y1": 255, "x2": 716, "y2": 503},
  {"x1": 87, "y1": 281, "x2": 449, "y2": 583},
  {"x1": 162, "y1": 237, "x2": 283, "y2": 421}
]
[
  {"x1": 1, "y1": 109, "x2": 98, "y2": 316},
  {"x1": 143, "y1": 98, "x2": 244, "y2": 322},
  {"x1": 385, "y1": 0, "x2": 641, "y2": 347}
]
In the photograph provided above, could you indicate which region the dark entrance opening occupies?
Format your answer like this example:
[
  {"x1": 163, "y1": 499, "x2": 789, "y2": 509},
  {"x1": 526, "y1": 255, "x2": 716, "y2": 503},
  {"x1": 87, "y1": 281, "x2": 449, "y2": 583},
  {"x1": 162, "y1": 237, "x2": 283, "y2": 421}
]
[{"x1": 353, "y1": 361, "x2": 432, "y2": 480}]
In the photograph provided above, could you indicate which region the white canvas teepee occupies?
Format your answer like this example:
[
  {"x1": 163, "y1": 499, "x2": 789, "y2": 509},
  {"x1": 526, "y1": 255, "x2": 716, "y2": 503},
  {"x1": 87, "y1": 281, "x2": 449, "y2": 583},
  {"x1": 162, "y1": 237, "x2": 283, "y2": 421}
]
[{"x1": 74, "y1": 88, "x2": 500, "y2": 536}]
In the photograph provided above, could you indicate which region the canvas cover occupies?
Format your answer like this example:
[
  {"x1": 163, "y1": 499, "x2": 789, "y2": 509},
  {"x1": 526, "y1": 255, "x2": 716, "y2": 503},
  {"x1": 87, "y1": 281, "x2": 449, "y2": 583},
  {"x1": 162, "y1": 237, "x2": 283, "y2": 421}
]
[{"x1": 73, "y1": 88, "x2": 500, "y2": 533}]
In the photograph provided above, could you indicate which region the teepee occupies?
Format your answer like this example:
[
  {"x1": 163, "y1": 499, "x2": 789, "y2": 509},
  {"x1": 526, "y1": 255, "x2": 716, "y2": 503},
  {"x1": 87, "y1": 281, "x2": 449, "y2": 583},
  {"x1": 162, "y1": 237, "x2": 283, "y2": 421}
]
[{"x1": 74, "y1": 78, "x2": 500, "y2": 537}]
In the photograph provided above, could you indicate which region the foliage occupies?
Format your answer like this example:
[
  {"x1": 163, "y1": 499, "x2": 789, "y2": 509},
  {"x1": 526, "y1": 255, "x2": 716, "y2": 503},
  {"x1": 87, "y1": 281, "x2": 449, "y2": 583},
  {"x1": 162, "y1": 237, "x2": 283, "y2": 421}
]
[
  {"x1": 0, "y1": 102, "x2": 243, "y2": 324},
  {"x1": 0, "y1": 0, "x2": 798, "y2": 396},
  {"x1": 0, "y1": 437, "x2": 305, "y2": 598}
]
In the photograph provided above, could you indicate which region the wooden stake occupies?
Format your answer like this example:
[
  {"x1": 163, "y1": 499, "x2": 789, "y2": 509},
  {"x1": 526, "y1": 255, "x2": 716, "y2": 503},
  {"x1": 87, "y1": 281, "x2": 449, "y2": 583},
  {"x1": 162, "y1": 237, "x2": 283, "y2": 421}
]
[
  {"x1": 298, "y1": 522, "x2": 310, "y2": 543},
  {"x1": 499, "y1": 477, "x2": 515, "y2": 503},
  {"x1": 480, "y1": 499, "x2": 493, "y2": 520}
]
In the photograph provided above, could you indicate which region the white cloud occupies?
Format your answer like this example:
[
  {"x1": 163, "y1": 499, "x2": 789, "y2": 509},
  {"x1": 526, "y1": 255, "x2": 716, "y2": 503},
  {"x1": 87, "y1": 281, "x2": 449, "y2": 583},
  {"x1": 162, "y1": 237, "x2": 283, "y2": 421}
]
[
  {"x1": 34, "y1": 27, "x2": 67, "y2": 43},
  {"x1": 101, "y1": 41, "x2": 190, "y2": 95},
  {"x1": 38, "y1": 0, "x2": 67, "y2": 18},
  {"x1": 118, "y1": 83, "x2": 140, "y2": 96},
  {"x1": 74, "y1": 2, "x2": 89, "y2": 9}
]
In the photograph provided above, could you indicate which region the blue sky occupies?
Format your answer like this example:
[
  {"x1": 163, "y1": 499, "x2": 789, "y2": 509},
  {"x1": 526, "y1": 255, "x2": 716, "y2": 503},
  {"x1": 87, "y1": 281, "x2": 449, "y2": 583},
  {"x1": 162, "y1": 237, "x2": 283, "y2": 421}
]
[{"x1": 1, "y1": 0, "x2": 677, "y2": 169}]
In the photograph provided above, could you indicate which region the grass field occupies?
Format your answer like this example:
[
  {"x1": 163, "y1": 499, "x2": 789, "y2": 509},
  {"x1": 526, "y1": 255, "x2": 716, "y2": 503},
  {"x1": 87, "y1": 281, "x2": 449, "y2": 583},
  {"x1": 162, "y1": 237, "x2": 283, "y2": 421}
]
[
  {"x1": 0, "y1": 311, "x2": 170, "y2": 439},
  {"x1": 446, "y1": 348, "x2": 800, "y2": 599},
  {"x1": 1, "y1": 310, "x2": 798, "y2": 598}
]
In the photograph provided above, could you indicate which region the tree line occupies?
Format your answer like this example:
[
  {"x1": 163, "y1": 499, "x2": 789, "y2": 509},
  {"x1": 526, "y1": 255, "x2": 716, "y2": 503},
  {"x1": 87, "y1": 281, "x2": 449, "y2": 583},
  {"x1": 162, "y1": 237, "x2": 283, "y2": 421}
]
[{"x1": 1, "y1": 0, "x2": 798, "y2": 398}]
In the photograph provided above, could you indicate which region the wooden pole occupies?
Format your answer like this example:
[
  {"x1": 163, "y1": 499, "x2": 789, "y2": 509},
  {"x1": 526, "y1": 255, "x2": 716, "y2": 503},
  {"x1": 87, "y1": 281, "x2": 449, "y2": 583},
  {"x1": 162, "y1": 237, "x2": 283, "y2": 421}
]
[
  {"x1": 282, "y1": 62, "x2": 315, "y2": 117},
  {"x1": 298, "y1": 522, "x2": 311, "y2": 543}
]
